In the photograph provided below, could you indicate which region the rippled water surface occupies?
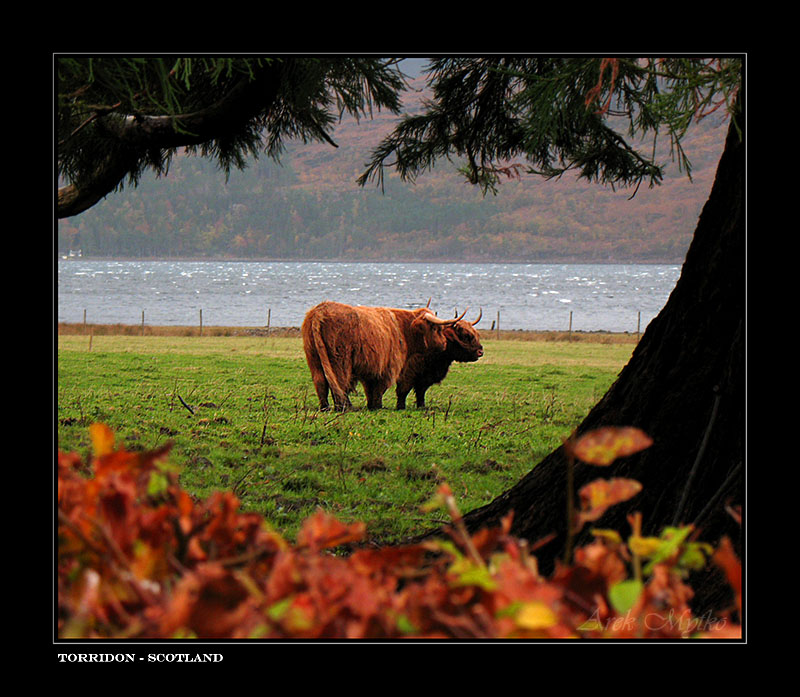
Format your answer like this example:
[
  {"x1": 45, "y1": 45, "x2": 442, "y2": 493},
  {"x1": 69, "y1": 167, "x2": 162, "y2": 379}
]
[{"x1": 57, "y1": 260, "x2": 681, "y2": 332}]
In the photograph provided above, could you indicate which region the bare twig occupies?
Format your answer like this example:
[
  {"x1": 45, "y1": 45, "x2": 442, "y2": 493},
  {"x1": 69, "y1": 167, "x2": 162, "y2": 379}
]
[
  {"x1": 177, "y1": 394, "x2": 195, "y2": 415},
  {"x1": 673, "y1": 387, "x2": 721, "y2": 526}
]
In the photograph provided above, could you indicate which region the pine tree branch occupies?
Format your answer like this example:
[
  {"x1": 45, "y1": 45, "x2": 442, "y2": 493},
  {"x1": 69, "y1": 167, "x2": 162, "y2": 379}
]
[
  {"x1": 57, "y1": 69, "x2": 283, "y2": 218},
  {"x1": 58, "y1": 57, "x2": 406, "y2": 218}
]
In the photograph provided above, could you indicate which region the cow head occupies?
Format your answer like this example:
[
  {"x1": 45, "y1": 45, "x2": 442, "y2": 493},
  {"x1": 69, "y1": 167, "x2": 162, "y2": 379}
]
[
  {"x1": 443, "y1": 308, "x2": 484, "y2": 362},
  {"x1": 417, "y1": 307, "x2": 484, "y2": 362},
  {"x1": 410, "y1": 310, "x2": 449, "y2": 353}
]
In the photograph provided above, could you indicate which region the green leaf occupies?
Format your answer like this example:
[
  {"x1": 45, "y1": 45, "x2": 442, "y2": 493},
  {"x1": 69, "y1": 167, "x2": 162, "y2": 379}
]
[
  {"x1": 147, "y1": 470, "x2": 170, "y2": 497},
  {"x1": 642, "y1": 525, "x2": 693, "y2": 575},
  {"x1": 678, "y1": 542, "x2": 715, "y2": 573},
  {"x1": 448, "y1": 557, "x2": 497, "y2": 591},
  {"x1": 396, "y1": 614, "x2": 419, "y2": 635},
  {"x1": 608, "y1": 579, "x2": 643, "y2": 615},
  {"x1": 267, "y1": 596, "x2": 292, "y2": 621}
]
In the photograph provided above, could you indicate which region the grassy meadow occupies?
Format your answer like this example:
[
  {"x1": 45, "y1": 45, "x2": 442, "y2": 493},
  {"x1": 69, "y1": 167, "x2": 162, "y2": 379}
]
[{"x1": 56, "y1": 328, "x2": 635, "y2": 544}]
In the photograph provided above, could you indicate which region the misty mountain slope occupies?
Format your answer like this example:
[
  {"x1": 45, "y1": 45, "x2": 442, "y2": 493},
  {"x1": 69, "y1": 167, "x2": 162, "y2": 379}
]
[{"x1": 57, "y1": 77, "x2": 729, "y2": 263}]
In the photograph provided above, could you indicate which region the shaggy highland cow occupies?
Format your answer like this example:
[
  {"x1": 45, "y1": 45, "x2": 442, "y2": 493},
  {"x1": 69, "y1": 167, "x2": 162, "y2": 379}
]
[{"x1": 301, "y1": 301, "x2": 483, "y2": 411}]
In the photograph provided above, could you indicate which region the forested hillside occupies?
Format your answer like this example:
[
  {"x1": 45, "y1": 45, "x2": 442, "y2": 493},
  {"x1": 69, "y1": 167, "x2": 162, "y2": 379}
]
[{"x1": 57, "y1": 76, "x2": 729, "y2": 263}]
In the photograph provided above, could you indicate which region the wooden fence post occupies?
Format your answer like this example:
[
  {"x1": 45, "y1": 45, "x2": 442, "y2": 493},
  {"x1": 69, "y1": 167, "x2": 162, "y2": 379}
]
[{"x1": 199, "y1": 309, "x2": 203, "y2": 336}]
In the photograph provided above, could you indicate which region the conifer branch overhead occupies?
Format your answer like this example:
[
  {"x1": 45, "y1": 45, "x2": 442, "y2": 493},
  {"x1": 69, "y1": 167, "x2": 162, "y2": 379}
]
[
  {"x1": 358, "y1": 57, "x2": 742, "y2": 196},
  {"x1": 57, "y1": 57, "x2": 405, "y2": 218}
]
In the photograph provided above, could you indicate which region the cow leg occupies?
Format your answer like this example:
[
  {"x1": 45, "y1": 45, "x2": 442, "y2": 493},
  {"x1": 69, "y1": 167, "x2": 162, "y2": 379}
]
[
  {"x1": 305, "y1": 364, "x2": 331, "y2": 410},
  {"x1": 333, "y1": 396, "x2": 353, "y2": 412},
  {"x1": 396, "y1": 383, "x2": 411, "y2": 410},
  {"x1": 415, "y1": 385, "x2": 428, "y2": 408},
  {"x1": 326, "y1": 366, "x2": 354, "y2": 411},
  {"x1": 311, "y1": 376, "x2": 330, "y2": 411},
  {"x1": 330, "y1": 389, "x2": 353, "y2": 412},
  {"x1": 363, "y1": 380, "x2": 385, "y2": 410},
  {"x1": 314, "y1": 380, "x2": 352, "y2": 412}
]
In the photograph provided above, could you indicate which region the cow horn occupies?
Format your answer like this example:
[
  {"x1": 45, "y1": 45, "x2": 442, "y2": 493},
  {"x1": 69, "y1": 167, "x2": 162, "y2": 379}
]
[
  {"x1": 471, "y1": 308, "x2": 482, "y2": 326},
  {"x1": 426, "y1": 298, "x2": 432, "y2": 308},
  {"x1": 422, "y1": 308, "x2": 467, "y2": 325}
]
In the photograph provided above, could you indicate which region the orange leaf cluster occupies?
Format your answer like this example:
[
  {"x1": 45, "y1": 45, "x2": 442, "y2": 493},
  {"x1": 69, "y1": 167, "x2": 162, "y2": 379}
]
[
  {"x1": 584, "y1": 57, "x2": 620, "y2": 116},
  {"x1": 569, "y1": 426, "x2": 654, "y2": 466},
  {"x1": 576, "y1": 478, "x2": 643, "y2": 530},
  {"x1": 566, "y1": 426, "x2": 652, "y2": 533},
  {"x1": 57, "y1": 425, "x2": 741, "y2": 640}
]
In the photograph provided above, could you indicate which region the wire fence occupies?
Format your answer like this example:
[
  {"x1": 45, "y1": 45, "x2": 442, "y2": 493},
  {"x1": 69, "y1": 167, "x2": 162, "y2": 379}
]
[{"x1": 67, "y1": 306, "x2": 647, "y2": 342}]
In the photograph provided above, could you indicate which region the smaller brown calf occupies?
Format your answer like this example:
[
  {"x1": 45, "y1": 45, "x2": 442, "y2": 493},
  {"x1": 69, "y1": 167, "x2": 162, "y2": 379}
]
[{"x1": 396, "y1": 308, "x2": 483, "y2": 409}]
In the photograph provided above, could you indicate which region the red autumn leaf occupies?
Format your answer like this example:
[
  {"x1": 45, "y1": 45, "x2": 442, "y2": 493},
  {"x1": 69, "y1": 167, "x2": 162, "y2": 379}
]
[
  {"x1": 575, "y1": 478, "x2": 643, "y2": 530},
  {"x1": 58, "y1": 424, "x2": 743, "y2": 640},
  {"x1": 296, "y1": 510, "x2": 366, "y2": 551},
  {"x1": 570, "y1": 427, "x2": 653, "y2": 466},
  {"x1": 98, "y1": 476, "x2": 139, "y2": 554},
  {"x1": 159, "y1": 564, "x2": 252, "y2": 638},
  {"x1": 713, "y1": 536, "x2": 742, "y2": 612}
]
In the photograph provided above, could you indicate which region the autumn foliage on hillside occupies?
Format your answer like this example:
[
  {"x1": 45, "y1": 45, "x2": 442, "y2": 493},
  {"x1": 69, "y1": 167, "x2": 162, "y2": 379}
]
[
  {"x1": 57, "y1": 424, "x2": 741, "y2": 639},
  {"x1": 56, "y1": 74, "x2": 729, "y2": 263}
]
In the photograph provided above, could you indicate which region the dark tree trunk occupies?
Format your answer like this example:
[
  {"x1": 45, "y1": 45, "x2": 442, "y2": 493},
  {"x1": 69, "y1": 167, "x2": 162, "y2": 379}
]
[{"x1": 455, "y1": 109, "x2": 745, "y2": 615}]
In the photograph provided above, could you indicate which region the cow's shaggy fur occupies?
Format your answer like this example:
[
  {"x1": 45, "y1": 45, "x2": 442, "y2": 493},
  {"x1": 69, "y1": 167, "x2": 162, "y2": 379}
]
[{"x1": 301, "y1": 301, "x2": 483, "y2": 411}]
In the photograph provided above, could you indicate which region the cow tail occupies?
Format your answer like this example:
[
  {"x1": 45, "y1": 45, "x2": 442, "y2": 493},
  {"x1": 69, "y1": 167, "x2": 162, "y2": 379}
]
[{"x1": 311, "y1": 318, "x2": 348, "y2": 405}]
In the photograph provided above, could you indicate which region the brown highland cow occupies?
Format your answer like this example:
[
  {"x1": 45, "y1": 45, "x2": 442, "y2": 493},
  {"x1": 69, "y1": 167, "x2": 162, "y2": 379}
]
[{"x1": 301, "y1": 300, "x2": 483, "y2": 411}]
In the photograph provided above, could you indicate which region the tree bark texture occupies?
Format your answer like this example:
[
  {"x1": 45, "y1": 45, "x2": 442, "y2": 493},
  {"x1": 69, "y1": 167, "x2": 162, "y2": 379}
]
[{"x1": 454, "y1": 110, "x2": 745, "y2": 614}]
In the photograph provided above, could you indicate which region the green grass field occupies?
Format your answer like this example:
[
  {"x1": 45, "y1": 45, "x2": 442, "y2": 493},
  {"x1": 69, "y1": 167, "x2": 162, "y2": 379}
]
[{"x1": 56, "y1": 332, "x2": 634, "y2": 544}]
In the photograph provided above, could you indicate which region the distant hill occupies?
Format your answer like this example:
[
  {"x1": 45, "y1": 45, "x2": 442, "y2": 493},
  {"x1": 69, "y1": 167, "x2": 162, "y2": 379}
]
[{"x1": 57, "y1": 76, "x2": 730, "y2": 263}]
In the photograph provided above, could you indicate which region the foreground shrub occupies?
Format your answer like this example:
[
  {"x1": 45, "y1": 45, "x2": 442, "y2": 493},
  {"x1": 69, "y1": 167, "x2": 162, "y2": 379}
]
[{"x1": 57, "y1": 424, "x2": 741, "y2": 639}]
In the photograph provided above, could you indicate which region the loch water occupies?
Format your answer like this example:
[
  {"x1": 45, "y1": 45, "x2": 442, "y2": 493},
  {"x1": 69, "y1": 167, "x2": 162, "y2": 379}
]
[{"x1": 56, "y1": 260, "x2": 682, "y2": 333}]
